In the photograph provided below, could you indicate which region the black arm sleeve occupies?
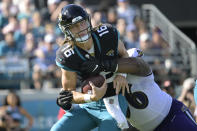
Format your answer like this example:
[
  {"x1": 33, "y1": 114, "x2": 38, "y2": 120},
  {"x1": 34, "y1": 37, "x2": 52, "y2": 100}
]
[{"x1": 117, "y1": 58, "x2": 151, "y2": 76}]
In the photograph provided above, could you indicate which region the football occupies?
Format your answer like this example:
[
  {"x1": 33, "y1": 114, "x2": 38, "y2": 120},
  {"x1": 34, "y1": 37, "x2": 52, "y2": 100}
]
[{"x1": 81, "y1": 75, "x2": 105, "y2": 94}]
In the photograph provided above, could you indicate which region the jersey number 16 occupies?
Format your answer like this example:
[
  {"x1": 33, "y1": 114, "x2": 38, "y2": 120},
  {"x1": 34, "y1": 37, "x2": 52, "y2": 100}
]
[{"x1": 97, "y1": 25, "x2": 109, "y2": 37}]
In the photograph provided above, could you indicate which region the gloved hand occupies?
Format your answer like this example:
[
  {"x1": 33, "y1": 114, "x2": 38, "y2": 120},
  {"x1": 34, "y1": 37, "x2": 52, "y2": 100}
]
[
  {"x1": 80, "y1": 59, "x2": 118, "y2": 75},
  {"x1": 56, "y1": 89, "x2": 73, "y2": 110}
]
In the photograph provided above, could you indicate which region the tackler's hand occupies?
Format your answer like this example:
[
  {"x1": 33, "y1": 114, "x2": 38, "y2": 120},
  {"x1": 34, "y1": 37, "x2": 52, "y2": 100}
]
[{"x1": 113, "y1": 74, "x2": 130, "y2": 96}]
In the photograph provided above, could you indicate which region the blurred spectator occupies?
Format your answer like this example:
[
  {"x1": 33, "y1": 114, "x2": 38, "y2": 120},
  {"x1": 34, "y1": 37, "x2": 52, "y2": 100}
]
[
  {"x1": 32, "y1": 34, "x2": 58, "y2": 90},
  {"x1": 74, "y1": 0, "x2": 86, "y2": 7},
  {"x1": 134, "y1": 16, "x2": 146, "y2": 33},
  {"x1": 44, "y1": 0, "x2": 62, "y2": 22},
  {"x1": 45, "y1": 23, "x2": 56, "y2": 35},
  {"x1": 116, "y1": 0, "x2": 140, "y2": 25},
  {"x1": 23, "y1": 32, "x2": 37, "y2": 60},
  {"x1": 0, "y1": 91, "x2": 33, "y2": 131},
  {"x1": 151, "y1": 58, "x2": 168, "y2": 85},
  {"x1": 90, "y1": 17, "x2": 98, "y2": 28},
  {"x1": 42, "y1": 34, "x2": 57, "y2": 67},
  {"x1": 31, "y1": 11, "x2": 45, "y2": 43},
  {"x1": 164, "y1": 58, "x2": 186, "y2": 85},
  {"x1": 161, "y1": 80, "x2": 176, "y2": 98},
  {"x1": 0, "y1": 109, "x2": 13, "y2": 131},
  {"x1": 0, "y1": 2, "x2": 10, "y2": 41},
  {"x1": 44, "y1": 22, "x2": 61, "y2": 47},
  {"x1": 50, "y1": 1, "x2": 69, "y2": 22},
  {"x1": 17, "y1": 0, "x2": 34, "y2": 20},
  {"x1": 139, "y1": 32, "x2": 151, "y2": 51},
  {"x1": 85, "y1": 6, "x2": 93, "y2": 17},
  {"x1": 14, "y1": 18, "x2": 30, "y2": 49},
  {"x1": 106, "y1": 8, "x2": 117, "y2": 26},
  {"x1": 178, "y1": 78, "x2": 196, "y2": 115},
  {"x1": 48, "y1": 0, "x2": 61, "y2": 13},
  {"x1": 9, "y1": 5, "x2": 19, "y2": 18},
  {"x1": 150, "y1": 27, "x2": 169, "y2": 57},
  {"x1": 32, "y1": 0, "x2": 47, "y2": 10},
  {"x1": 2, "y1": 15, "x2": 18, "y2": 35},
  {"x1": 123, "y1": 24, "x2": 139, "y2": 49},
  {"x1": 0, "y1": 2, "x2": 9, "y2": 28},
  {"x1": 164, "y1": 58, "x2": 175, "y2": 74},
  {"x1": 116, "y1": 18, "x2": 127, "y2": 41},
  {"x1": 92, "y1": 11, "x2": 104, "y2": 26},
  {"x1": 0, "y1": 31, "x2": 22, "y2": 57}
]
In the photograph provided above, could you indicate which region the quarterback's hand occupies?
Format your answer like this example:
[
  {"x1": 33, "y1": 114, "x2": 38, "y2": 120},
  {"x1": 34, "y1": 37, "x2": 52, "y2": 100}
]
[
  {"x1": 90, "y1": 80, "x2": 107, "y2": 101},
  {"x1": 80, "y1": 59, "x2": 118, "y2": 75},
  {"x1": 56, "y1": 89, "x2": 73, "y2": 110},
  {"x1": 113, "y1": 74, "x2": 130, "y2": 96}
]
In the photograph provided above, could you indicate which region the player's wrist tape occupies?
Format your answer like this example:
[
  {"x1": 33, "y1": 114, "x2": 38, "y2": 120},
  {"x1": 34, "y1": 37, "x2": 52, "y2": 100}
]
[
  {"x1": 116, "y1": 73, "x2": 127, "y2": 78},
  {"x1": 84, "y1": 94, "x2": 92, "y2": 102}
]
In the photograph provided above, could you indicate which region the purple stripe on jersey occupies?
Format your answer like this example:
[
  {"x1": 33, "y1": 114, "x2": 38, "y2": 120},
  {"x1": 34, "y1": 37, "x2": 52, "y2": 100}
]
[{"x1": 154, "y1": 99, "x2": 197, "y2": 131}]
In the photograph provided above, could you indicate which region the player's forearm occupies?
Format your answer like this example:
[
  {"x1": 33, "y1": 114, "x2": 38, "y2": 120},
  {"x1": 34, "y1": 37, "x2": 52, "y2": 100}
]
[
  {"x1": 62, "y1": 78, "x2": 92, "y2": 104},
  {"x1": 62, "y1": 83, "x2": 89, "y2": 104},
  {"x1": 72, "y1": 91, "x2": 91, "y2": 104},
  {"x1": 27, "y1": 119, "x2": 33, "y2": 130},
  {"x1": 117, "y1": 57, "x2": 151, "y2": 76}
]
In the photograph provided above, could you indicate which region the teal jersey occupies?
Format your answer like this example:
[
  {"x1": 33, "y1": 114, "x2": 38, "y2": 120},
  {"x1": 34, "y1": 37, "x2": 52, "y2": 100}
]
[{"x1": 56, "y1": 24, "x2": 120, "y2": 97}]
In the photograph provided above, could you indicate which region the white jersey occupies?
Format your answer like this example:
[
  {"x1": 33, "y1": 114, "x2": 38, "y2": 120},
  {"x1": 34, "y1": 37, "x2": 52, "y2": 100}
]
[{"x1": 126, "y1": 73, "x2": 172, "y2": 131}]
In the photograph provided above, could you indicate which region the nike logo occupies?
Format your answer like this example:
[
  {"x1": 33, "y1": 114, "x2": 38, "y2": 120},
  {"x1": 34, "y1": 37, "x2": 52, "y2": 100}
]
[{"x1": 92, "y1": 65, "x2": 98, "y2": 72}]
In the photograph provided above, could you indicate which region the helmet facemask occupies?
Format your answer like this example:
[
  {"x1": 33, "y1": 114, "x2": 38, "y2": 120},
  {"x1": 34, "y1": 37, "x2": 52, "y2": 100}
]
[{"x1": 59, "y1": 16, "x2": 92, "y2": 43}]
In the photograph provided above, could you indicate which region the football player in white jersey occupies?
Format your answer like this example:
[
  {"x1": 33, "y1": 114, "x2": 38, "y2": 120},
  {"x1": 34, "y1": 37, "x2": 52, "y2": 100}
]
[{"x1": 80, "y1": 48, "x2": 197, "y2": 131}]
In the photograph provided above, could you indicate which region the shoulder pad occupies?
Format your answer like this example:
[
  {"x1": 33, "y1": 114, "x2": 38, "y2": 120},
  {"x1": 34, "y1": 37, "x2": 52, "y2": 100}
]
[
  {"x1": 93, "y1": 23, "x2": 119, "y2": 39},
  {"x1": 56, "y1": 44, "x2": 72, "y2": 62},
  {"x1": 56, "y1": 44, "x2": 78, "y2": 71}
]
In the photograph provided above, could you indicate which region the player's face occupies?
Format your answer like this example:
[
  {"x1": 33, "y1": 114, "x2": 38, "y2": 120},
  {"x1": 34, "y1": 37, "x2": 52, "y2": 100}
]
[
  {"x1": 69, "y1": 20, "x2": 89, "y2": 37},
  {"x1": 69, "y1": 20, "x2": 91, "y2": 43}
]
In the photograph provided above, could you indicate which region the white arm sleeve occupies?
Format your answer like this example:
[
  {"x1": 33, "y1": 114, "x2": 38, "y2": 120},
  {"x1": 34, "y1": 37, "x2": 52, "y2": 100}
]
[{"x1": 103, "y1": 95, "x2": 129, "y2": 129}]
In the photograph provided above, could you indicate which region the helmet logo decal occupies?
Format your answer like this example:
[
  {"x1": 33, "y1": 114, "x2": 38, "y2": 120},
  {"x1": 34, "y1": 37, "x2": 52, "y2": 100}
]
[
  {"x1": 106, "y1": 49, "x2": 115, "y2": 56},
  {"x1": 63, "y1": 10, "x2": 68, "y2": 15},
  {"x1": 72, "y1": 16, "x2": 83, "y2": 23}
]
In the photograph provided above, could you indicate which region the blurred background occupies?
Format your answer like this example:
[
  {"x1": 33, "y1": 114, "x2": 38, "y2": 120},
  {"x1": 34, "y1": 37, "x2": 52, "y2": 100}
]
[{"x1": 0, "y1": 0, "x2": 197, "y2": 130}]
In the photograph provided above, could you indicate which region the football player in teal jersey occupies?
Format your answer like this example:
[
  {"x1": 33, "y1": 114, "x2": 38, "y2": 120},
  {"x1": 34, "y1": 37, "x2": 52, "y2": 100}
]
[{"x1": 51, "y1": 4, "x2": 130, "y2": 131}]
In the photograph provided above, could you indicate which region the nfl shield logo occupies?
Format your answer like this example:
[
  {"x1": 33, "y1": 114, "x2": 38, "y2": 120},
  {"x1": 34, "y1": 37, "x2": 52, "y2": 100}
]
[{"x1": 109, "y1": 99, "x2": 114, "y2": 104}]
